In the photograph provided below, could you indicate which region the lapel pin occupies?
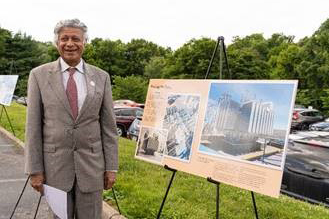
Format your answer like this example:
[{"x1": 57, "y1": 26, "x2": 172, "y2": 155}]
[{"x1": 90, "y1": 81, "x2": 95, "y2": 86}]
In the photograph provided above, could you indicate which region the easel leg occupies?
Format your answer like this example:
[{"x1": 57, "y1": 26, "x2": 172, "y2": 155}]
[
  {"x1": 1, "y1": 105, "x2": 16, "y2": 136},
  {"x1": 10, "y1": 176, "x2": 30, "y2": 219},
  {"x1": 157, "y1": 165, "x2": 177, "y2": 219},
  {"x1": 207, "y1": 177, "x2": 220, "y2": 219},
  {"x1": 112, "y1": 187, "x2": 122, "y2": 214},
  {"x1": 216, "y1": 182, "x2": 220, "y2": 219},
  {"x1": 251, "y1": 192, "x2": 259, "y2": 219},
  {"x1": 0, "y1": 106, "x2": 3, "y2": 122},
  {"x1": 204, "y1": 36, "x2": 230, "y2": 80},
  {"x1": 33, "y1": 194, "x2": 42, "y2": 219},
  {"x1": 205, "y1": 38, "x2": 221, "y2": 79}
]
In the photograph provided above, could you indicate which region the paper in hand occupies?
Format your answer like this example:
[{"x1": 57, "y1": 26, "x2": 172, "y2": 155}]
[{"x1": 43, "y1": 184, "x2": 67, "y2": 219}]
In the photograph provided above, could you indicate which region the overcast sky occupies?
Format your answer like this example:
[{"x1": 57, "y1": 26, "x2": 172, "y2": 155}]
[{"x1": 0, "y1": 0, "x2": 328, "y2": 49}]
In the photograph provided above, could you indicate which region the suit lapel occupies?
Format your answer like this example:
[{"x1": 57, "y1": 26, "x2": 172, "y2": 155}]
[
  {"x1": 76, "y1": 64, "x2": 96, "y2": 122},
  {"x1": 47, "y1": 59, "x2": 74, "y2": 119}
]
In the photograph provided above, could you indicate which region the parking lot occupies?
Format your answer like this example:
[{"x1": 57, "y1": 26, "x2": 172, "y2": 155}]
[{"x1": 281, "y1": 130, "x2": 329, "y2": 206}]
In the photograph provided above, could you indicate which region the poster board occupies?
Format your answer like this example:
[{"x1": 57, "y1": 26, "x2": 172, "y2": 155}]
[
  {"x1": 0, "y1": 75, "x2": 19, "y2": 106},
  {"x1": 135, "y1": 79, "x2": 297, "y2": 198}
]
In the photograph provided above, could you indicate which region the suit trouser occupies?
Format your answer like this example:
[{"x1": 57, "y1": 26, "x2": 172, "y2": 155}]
[{"x1": 52, "y1": 179, "x2": 103, "y2": 219}]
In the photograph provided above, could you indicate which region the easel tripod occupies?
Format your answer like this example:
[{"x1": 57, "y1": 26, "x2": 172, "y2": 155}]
[
  {"x1": 156, "y1": 36, "x2": 260, "y2": 219},
  {"x1": 0, "y1": 104, "x2": 16, "y2": 136}
]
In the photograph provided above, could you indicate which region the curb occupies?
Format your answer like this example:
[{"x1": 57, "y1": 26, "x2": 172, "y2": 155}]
[
  {"x1": 102, "y1": 202, "x2": 126, "y2": 219},
  {"x1": 0, "y1": 126, "x2": 24, "y2": 147},
  {"x1": 0, "y1": 125, "x2": 125, "y2": 219}
]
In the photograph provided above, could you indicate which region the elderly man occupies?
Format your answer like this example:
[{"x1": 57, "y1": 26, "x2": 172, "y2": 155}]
[{"x1": 25, "y1": 19, "x2": 118, "y2": 219}]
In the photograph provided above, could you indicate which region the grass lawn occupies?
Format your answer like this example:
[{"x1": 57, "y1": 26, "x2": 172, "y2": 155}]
[
  {"x1": 109, "y1": 138, "x2": 329, "y2": 219},
  {"x1": 1, "y1": 103, "x2": 329, "y2": 218},
  {"x1": 0, "y1": 102, "x2": 26, "y2": 141}
]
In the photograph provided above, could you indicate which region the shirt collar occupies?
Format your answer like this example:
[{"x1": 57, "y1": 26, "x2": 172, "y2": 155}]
[{"x1": 60, "y1": 57, "x2": 84, "y2": 73}]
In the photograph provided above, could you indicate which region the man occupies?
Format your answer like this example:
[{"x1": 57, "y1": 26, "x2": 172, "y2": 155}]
[{"x1": 24, "y1": 19, "x2": 118, "y2": 219}]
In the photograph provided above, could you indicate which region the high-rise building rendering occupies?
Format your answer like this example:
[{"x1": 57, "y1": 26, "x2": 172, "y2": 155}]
[
  {"x1": 209, "y1": 92, "x2": 274, "y2": 137},
  {"x1": 239, "y1": 101, "x2": 274, "y2": 136},
  {"x1": 214, "y1": 93, "x2": 240, "y2": 132}
]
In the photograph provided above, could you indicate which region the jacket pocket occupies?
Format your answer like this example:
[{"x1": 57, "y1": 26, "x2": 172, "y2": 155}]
[{"x1": 90, "y1": 141, "x2": 102, "y2": 153}]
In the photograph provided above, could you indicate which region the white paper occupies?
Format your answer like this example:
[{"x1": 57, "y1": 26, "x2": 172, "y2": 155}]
[
  {"x1": 43, "y1": 184, "x2": 67, "y2": 219},
  {"x1": 0, "y1": 75, "x2": 18, "y2": 106}
]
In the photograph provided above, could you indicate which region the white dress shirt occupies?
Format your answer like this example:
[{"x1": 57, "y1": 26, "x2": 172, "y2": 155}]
[{"x1": 60, "y1": 58, "x2": 87, "y2": 112}]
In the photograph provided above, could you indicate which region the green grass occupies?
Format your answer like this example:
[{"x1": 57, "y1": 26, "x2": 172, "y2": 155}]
[
  {"x1": 2, "y1": 103, "x2": 329, "y2": 218},
  {"x1": 0, "y1": 102, "x2": 26, "y2": 141},
  {"x1": 107, "y1": 138, "x2": 329, "y2": 219}
]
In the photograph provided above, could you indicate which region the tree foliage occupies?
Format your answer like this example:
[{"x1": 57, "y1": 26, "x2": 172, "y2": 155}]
[
  {"x1": 163, "y1": 38, "x2": 218, "y2": 79},
  {"x1": 2, "y1": 18, "x2": 329, "y2": 114},
  {"x1": 0, "y1": 30, "x2": 50, "y2": 96},
  {"x1": 112, "y1": 75, "x2": 148, "y2": 103}
]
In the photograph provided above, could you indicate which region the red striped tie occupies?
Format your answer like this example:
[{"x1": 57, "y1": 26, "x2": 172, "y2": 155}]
[{"x1": 66, "y1": 67, "x2": 78, "y2": 120}]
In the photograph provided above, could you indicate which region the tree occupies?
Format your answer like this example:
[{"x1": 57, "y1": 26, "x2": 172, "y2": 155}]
[
  {"x1": 144, "y1": 56, "x2": 167, "y2": 79},
  {"x1": 291, "y1": 19, "x2": 329, "y2": 110},
  {"x1": 163, "y1": 38, "x2": 218, "y2": 79},
  {"x1": 124, "y1": 39, "x2": 170, "y2": 76},
  {"x1": 112, "y1": 75, "x2": 149, "y2": 103},
  {"x1": 0, "y1": 31, "x2": 49, "y2": 96},
  {"x1": 83, "y1": 38, "x2": 128, "y2": 77},
  {"x1": 227, "y1": 34, "x2": 270, "y2": 79},
  {"x1": 269, "y1": 44, "x2": 302, "y2": 80}
]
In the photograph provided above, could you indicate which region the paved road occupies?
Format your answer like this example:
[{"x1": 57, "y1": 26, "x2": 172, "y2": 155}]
[{"x1": 0, "y1": 132, "x2": 50, "y2": 219}]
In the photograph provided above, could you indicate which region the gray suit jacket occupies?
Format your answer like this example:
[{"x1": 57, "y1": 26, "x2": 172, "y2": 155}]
[{"x1": 25, "y1": 59, "x2": 118, "y2": 193}]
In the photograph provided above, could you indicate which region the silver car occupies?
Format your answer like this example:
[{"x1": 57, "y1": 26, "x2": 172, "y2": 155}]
[{"x1": 291, "y1": 109, "x2": 324, "y2": 130}]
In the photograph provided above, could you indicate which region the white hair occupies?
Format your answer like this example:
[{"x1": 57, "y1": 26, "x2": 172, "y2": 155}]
[{"x1": 53, "y1": 19, "x2": 88, "y2": 46}]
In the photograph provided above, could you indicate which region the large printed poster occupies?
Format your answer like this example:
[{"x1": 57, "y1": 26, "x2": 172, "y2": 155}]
[
  {"x1": 135, "y1": 79, "x2": 297, "y2": 197},
  {"x1": 0, "y1": 75, "x2": 19, "y2": 106}
]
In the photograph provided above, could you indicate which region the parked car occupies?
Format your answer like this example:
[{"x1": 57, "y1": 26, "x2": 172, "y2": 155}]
[
  {"x1": 12, "y1": 95, "x2": 19, "y2": 100},
  {"x1": 127, "y1": 117, "x2": 142, "y2": 141},
  {"x1": 113, "y1": 99, "x2": 144, "y2": 108},
  {"x1": 291, "y1": 109, "x2": 324, "y2": 130},
  {"x1": 281, "y1": 131, "x2": 329, "y2": 206},
  {"x1": 309, "y1": 119, "x2": 329, "y2": 131},
  {"x1": 16, "y1": 96, "x2": 27, "y2": 106},
  {"x1": 114, "y1": 106, "x2": 143, "y2": 137}
]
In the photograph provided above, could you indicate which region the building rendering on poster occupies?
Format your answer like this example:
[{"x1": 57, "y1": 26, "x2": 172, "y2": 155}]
[
  {"x1": 0, "y1": 75, "x2": 19, "y2": 106},
  {"x1": 163, "y1": 94, "x2": 200, "y2": 162},
  {"x1": 135, "y1": 126, "x2": 168, "y2": 165},
  {"x1": 199, "y1": 83, "x2": 294, "y2": 169},
  {"x1": 135, "y1": 79, "x2": 297, "y2": 198}
]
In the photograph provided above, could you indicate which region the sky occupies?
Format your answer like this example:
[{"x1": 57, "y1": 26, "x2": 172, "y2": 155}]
[
  {"x1": 207, "y1": 82, "x2": 296, "y2": 130},
  {"x1": 0, "y1": 0, "x2": 328, "y2": 49}
]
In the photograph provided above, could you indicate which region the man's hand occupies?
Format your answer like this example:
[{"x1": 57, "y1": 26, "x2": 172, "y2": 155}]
[
  {"x1": 104, "y1": 171, "x2": 116, "y2": 190},
  {"x1": 30, "y1": 173, "x2": 45, "y2": 194}
]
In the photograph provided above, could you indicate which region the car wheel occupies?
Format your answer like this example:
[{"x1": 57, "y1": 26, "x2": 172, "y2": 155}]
[{"x1": 117, "y1": 126, "x2": 124, "y2": 137}]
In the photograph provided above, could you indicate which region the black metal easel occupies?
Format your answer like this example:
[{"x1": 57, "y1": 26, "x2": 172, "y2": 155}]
[
  {"x1": 9, "y1": 175, "x2": 42, "y2": 219},
  {"x1": 205, "y1": 36, "x2": 231, "y2": 80},
  {"x1": 9, "y1": 175, "x2": 122, "y2": 218},
  {"x1": 207, "y1": 177, "x2": 259, "y2": 219},
  {"x1": 204, "y1": 36, "x2": 259, "y2": 219},
  {"x1": 0, "y1": 104, "x2": 16, "y2": 136},
  {"x1": 156, "y1": 165, "x2": 177, "y2": 219},
  {"x1": 207, "y1": 177, "x2": 220, "y2": 219},
  {"x1": 112, "y1": 187, "x2": 122, "y2": 215}
]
